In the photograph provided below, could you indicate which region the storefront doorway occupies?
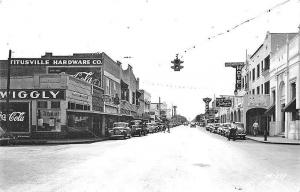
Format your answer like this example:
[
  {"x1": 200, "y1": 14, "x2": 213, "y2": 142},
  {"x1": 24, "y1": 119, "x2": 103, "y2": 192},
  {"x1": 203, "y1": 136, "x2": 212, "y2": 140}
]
[{"x1": 246, "y1": 108, "x2": 267, "y2": 135}]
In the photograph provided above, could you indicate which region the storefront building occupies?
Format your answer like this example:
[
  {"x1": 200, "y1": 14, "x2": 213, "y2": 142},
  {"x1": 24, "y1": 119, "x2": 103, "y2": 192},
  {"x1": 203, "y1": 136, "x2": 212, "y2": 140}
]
[
  {"x1": 137, "y1": 89, "x2": 151, "y2": 121},
  {"x1": 267, "y1": 28, "x2": 300, "y2": 139},
  {"x1": 220, "y1": 31, "x2": 298, "y2": 136},
  {"x1": 0, "y1": 74, "x2": 106, "y2": 139},
  {"x1": 0, "y1": 51, "x2": 149, "y2": 139}
]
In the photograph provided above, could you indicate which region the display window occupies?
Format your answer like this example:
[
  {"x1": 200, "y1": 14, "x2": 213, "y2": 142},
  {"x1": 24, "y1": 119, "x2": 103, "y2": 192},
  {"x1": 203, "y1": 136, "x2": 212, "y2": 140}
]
[
  {"x1": 37, "y1": 109, "x2": 61, "y2": 132},
  {"x1": 67, "y1": 113, "x2": 92, "y2": 132}
]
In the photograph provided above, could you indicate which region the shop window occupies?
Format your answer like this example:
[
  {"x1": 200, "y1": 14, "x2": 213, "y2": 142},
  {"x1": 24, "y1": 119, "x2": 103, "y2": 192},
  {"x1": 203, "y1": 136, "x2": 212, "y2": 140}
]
[
  {"x1": 76, "y1": 104, "x2": 84, "y2": 110},
  {"x1": 37, "y1": 101, "x2": 48, "y2": 109},
  {"x1": 37, "y1": 109, "x2": 61, "y2": 132},
  {"x1": 67, "y1": 114, "x2": 91, "y2": 131},
  {"x1": 252, "y1": 89, "x2": 255, "y2": 95},
  {"x1": 51, "y1": 101, "x2": 60, "y2": 109},
  {"x1": 261, "y1": 84, "x2": 264, "y2": 95},
  {"x1": 68, "y1": 102, "x2": 75, "y2": 109},
  {"x1": 83, "y1": 105, "x2": 90, "y2": 111},
  {"x1": 257, "y1": 86, "x2": 260, "y2": 94}
]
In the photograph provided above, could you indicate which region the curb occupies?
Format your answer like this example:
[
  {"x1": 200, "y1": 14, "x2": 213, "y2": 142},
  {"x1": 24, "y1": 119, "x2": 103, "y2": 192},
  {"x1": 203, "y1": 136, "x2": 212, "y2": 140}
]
[
  {"x1": 0, "y1": 137, "x2": 110, "y2": 146},
  {"x1": 246, "y1": 137, "x2": 300, "y2": 145}
]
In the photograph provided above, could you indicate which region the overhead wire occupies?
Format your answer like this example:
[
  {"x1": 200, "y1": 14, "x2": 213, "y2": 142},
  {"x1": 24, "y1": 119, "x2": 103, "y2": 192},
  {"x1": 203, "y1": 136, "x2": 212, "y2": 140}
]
[{"x1": 177, "y1": 0, "x2": 292, "y2": 58}]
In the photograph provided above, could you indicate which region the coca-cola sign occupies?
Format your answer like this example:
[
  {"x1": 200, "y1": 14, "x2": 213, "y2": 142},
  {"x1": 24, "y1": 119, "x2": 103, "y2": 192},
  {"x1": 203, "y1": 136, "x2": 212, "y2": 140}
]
[
  {"x1": 0, "y1": 102, "x2": 30, "y2": 132},
  {"x1": 48, "y1": 67, "x2": 102, "y2": 87},
  {"x1": 72, "y1": 72, "x2": 101, "y2": 87}
]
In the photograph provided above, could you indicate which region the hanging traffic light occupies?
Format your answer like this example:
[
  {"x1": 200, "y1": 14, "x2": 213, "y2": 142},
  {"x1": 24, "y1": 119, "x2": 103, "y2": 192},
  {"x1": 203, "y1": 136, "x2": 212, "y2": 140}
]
[{"x1": 171, "y1": 54, "x2": 184, "y2": 71}]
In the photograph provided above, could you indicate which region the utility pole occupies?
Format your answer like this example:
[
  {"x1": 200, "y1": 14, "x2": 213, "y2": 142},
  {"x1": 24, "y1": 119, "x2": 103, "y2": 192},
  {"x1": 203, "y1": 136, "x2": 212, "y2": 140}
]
[
  {"x1": 158, "y1": 97, "x2": 161, "y2": 118},
  {"x1": 5, "y1": 50, "x2": 12, "y2": 134}
]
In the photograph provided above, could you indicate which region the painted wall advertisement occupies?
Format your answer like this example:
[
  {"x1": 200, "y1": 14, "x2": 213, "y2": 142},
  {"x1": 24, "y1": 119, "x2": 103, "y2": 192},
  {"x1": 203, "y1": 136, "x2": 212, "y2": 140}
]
[
  {"x1": 47, "y1": 67, "x2": 102, "y2": 87},
  {"x1": 0, "y1": 102, "x2": 30, "y2": 132}
]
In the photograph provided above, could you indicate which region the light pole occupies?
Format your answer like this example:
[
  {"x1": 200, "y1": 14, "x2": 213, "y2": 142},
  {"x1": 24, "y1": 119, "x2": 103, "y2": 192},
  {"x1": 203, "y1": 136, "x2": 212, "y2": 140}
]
[{"x1": 5, "y1": 50, "x2": 12, "y2": 135}]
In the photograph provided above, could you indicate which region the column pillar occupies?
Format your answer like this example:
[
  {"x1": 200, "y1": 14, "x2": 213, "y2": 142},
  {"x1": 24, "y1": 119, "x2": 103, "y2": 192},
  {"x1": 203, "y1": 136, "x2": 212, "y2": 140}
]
[
  {"x1": 285, "y1": 34, "x2": 290, "y2": 138},
  {"x1": 297, "y1": 25, "x2": 300, "y2": 110},
  {"x1": 102, "y1": 115, "x2": 106, "y2": 137}
]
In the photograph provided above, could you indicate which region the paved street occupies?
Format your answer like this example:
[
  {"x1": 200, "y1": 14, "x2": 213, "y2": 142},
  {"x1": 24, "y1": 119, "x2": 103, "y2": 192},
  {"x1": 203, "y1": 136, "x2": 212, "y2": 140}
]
[{"x1": 1, "y1": 126, "x2": 300, "y2": 192}]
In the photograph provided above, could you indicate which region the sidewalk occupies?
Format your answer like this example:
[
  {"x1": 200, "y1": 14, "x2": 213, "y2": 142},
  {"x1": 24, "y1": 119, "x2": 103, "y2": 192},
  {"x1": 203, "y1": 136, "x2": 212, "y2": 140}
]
[
  {"x1": 246, "y1": 135, "x2": 300, "y2": 145},
  {"x1": 0, "y1": 137, "x2": 109, "y2": 146}
]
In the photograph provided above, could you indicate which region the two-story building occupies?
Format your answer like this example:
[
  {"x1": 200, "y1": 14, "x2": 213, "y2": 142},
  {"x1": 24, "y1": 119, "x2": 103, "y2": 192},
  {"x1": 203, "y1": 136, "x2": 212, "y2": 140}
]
[{"x1": 267, "y1": 27, "x2": 300, "y2": 139}]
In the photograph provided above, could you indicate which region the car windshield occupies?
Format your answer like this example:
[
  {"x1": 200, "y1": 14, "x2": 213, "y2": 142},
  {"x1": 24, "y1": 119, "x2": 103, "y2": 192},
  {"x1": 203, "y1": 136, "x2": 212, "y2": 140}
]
[
  {"x1": 113, "y1": 122, "x2": 127, "y2": 128},
  {"x1": 234, "y1": 123, "x2": 244, "y2": 129},
  {"x1": 130, "y1": 121, "x2": 141, "y2": 125},
  {"x1": 223, "y1": 124, "x2": 231, "y2": 127}
]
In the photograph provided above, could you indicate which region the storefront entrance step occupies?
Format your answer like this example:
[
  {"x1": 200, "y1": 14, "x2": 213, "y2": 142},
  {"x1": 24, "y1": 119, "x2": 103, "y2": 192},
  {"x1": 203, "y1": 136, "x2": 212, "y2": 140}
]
[{"x1": 246, "y1": 136, "x2": 300, "y2": 145}]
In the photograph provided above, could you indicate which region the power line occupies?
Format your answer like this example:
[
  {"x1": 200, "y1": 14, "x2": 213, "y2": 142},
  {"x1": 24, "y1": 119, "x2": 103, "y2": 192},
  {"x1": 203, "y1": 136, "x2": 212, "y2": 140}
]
[{"x1": 177, "y1": 0, "x2": 292, "y2": 57}]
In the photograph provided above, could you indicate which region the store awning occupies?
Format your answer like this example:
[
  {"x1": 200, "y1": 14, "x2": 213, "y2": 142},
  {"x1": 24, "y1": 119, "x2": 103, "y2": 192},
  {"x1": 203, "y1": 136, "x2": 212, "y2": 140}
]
[
  {"x1": 282, "y1": 98, "x2": 296, "y2": 112},
  {"x1": 265, "y1": 104, "x2": 275, "y2": 115}
]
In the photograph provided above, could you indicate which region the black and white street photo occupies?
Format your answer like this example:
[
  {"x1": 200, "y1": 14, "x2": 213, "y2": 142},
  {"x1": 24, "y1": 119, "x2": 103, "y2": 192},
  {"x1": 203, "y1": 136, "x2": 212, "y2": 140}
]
[{"x1": 0, "y1": 0, "x2": 300, "y2": 191}]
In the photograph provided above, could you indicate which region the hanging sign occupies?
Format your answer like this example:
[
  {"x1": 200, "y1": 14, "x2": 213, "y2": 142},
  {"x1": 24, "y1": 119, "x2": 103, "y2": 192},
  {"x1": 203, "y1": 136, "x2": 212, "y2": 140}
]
[
  {"x1": 216, "y1": 98, "x2": 232, "y2": 107},
  {"x1": 236, "y1": 65, "x2": 242, "y2": 90}
]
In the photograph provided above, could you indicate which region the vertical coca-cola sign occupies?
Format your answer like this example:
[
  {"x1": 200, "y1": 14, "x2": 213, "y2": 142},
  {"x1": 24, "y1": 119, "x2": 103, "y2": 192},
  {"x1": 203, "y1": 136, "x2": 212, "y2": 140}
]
[{"x1": 0, "y1": 102, "x2": 30, "y2": 132}]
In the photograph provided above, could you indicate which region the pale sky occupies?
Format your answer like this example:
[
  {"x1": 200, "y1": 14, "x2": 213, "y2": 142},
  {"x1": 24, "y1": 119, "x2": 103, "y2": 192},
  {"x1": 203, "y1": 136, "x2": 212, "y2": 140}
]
[{"x1": 0, "y1": 0, "x2": 299, "y2": 120}]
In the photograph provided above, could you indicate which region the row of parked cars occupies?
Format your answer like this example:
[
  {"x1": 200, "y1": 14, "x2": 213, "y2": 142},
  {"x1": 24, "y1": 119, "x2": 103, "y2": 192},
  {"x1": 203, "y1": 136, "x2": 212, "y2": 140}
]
[
  {"x1": 205, "y1": 122, "x2": 246, "y2": 140},
  {"x1": 108, "y1": 120, "x2": 167, "y2": 139}
]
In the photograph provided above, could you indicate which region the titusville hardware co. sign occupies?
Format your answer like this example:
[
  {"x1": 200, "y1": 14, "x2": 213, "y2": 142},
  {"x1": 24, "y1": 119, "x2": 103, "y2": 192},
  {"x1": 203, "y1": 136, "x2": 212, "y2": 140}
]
[
  {"x1": 0, "y1": 90, "x2": 65, "y2": 100},
  {"x1": 10, "y1": 58, "x2": 102, "y2": 65}
]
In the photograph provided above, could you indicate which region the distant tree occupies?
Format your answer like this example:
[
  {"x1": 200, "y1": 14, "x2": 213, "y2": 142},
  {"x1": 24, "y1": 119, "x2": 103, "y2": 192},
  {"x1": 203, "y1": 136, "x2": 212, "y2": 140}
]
[{"x1": 171, "y1": 114, "x2": 188, "y2": 123}]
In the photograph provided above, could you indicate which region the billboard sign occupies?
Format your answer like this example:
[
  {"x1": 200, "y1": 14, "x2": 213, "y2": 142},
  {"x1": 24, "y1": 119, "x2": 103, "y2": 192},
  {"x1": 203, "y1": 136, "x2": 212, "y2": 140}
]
[
  {"x1": 216, "y1": 98, "x2": 232, "y2": 107},
  {"x1": 0, "y1": 102, "x2": 30, "y2": 132},
  {"x1": 48, "y1": 67, "x2": 102, "y2": 87}
]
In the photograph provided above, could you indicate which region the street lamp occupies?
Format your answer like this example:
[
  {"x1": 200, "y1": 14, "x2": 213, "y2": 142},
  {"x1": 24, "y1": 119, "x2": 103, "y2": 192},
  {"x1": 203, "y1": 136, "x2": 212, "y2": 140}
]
[{"x1": 5, "y1": 50, "x2": 12, "y2": 135}]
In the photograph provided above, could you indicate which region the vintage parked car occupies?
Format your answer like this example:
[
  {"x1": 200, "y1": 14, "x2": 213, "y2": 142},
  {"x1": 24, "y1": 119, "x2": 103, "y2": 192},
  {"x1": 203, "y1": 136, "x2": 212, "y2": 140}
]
[
  {"x1": 206, "y1": 123, "x2": 213, "y2": 131},
  {"x1": 190, "y1": 122, "x2": 196, "y2": 128},
  {"x1": 211, "y1": 123, "x2": 221, "y2": 133},
  {"x1": 146, "y1": 123, "x2": 155, "y2": 133},
  {"x1": 108, "y1": 122, "x2": 132, "y2": 139},
  {"x1": 129, "y1": 120, "x2": 146, "y2": 136},
  {"x1": 217, "y1": 124, "x2": 224, "y2": 134},
  {"x1": 225, "y1": 122, "x2": 246, "y2": 140},
  {"x1": 232, "y1": 122, "x2": 246, "y2": 140},
  {"x1": 220, "y1": 123, "x2": 231, "y2": 136}
]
